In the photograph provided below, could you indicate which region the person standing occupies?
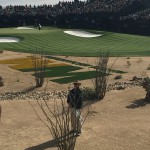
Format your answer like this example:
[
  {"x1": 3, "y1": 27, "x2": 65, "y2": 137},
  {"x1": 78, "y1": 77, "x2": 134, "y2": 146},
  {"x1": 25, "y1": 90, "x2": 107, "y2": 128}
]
[
  {"x1": 38, "y1": 24, "x2": 41, "y2": 30},
  {"x1": 0, "y1": 105, "x2": 1, "y2": 122},
  {"x1": 34, "y1": 22, "x2": 37, "y2": 29},
  {"x1": 67, "y1": 80, "x2": 83, "y2": 135}
]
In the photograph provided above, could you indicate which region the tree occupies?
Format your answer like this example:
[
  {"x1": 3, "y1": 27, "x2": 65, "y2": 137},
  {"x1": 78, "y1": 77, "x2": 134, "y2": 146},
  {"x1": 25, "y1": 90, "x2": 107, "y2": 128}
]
[
  {"x1": 93, "y1": 51, "x2": 110, "y2": 100},
  {"x1": 28, "y1": 96, "x2": 91, "y2": 150},
  {"x1": 31, "y1": 52, "x2": 48, "y2": 87}
]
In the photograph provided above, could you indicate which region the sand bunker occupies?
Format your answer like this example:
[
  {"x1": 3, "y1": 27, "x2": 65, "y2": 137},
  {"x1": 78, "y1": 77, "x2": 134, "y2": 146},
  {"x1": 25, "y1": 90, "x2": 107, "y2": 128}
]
[
  {"x1": 15, "y1": 27, "x2": 33, "y2": 30},
  {"x1": 0, "y1": 37, "x2": 20, "y2": 43},
  {"x1": 64, "y1": 30, "x2": 102, "y2": 38}
]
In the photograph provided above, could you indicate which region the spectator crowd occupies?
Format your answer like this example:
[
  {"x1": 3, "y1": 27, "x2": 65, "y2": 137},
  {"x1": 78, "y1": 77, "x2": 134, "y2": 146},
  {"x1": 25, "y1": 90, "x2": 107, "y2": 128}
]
[
  {"x1": 120, "y1": 8, "x2": 150, "y2": 21},
  {"x1": 0, "y1": 0, "x2": 149, "y2": 34},
  {"x1": 0, "y1": 0, "x2": 148, "y2": 18}
]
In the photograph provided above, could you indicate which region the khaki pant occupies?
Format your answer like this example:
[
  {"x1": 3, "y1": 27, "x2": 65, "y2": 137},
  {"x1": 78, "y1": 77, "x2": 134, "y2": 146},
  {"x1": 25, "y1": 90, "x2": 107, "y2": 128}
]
[
  {"x1": 0, "y1": 105, "x2": 1, "y2": 121},
  {"x1": 71, "y1": 108, "x2": 83, "y2": 132}
]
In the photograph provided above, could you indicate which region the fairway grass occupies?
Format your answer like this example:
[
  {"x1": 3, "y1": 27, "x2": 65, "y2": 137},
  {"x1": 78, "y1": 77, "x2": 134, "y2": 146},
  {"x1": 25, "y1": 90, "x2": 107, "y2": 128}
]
[{"x1": 0, "y1": 27, "x2": 149, "y2": 56}]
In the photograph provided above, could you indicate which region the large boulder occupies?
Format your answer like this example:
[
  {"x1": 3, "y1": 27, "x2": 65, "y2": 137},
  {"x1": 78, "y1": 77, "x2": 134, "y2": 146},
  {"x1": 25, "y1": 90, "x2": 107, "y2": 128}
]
[{"x1": 114, "y1": 75, "x2": 122, "y2": 80}]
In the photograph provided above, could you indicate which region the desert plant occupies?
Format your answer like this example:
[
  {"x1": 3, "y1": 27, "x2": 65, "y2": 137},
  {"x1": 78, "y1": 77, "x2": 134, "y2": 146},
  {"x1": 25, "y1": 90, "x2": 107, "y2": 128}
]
[
  {"x1": 91, "y1": 51, "x2": 118, "y2": 100},
  {"x1": 92, "y1": 51, "x2": 110, "y2": 100},
  {"x1": 82, "y1": 87, "x2": 97, "y2": 100},
  {"x1": 31, "y1": 51, "x2": 48, "y2": 87},
  {"x1": 126, "y1": 61, "x2": 131, "y2": 68},
  {"x1": 0, "y1": 105, "x2": 1, "y2": 122},
  {"x1": 142, "y1": 77, "x2": 150, "y2": 102},
  {"x1": 0, "y1": 76, "x2": 4, "y2": 87},
  {"x1": 28, "y1": 96, "x2": 91, "y2": 150},
  {"x1": 0, "y1": 81, "x2": 4, "y2": 87},
  {"x1": 147, "y1": 64, "x2": 150, "y2": 70}
]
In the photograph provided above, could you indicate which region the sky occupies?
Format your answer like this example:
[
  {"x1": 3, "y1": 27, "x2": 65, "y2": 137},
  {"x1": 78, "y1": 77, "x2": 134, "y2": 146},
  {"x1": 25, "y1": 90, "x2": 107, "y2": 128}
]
[{"x1": 0, "y1": 0, "x2": 84, "y2": 7}]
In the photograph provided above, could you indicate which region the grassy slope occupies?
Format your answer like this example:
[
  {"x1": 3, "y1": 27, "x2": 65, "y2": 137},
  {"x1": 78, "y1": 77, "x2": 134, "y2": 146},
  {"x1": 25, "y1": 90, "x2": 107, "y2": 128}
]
[{"x1": 0, "y1": 27, "x2": 149, "y2": 56}]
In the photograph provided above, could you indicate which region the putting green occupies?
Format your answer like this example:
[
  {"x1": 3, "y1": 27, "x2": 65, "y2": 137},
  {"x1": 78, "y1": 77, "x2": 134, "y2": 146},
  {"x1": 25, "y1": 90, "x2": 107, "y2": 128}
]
[{"x1": 0, "y1": 27, "x2": 149, "y2": 56}]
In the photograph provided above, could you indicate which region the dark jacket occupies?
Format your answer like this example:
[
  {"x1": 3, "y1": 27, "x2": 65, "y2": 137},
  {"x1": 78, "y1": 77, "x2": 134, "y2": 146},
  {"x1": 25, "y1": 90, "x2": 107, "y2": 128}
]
[{"x1": 67, "y1": 88, "x2": 83, "y2": 109}]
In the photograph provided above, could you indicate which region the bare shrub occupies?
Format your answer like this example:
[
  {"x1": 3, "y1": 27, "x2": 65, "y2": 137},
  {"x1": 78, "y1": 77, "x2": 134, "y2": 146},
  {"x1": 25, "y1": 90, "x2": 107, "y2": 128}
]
[
  {"x1": 0, "y1": 105, "x2": 1, "y2": 122},
  {"x1": 142, "y1": 77, "x2": 150, "y2": 102},
  {"x1": 0, "y1": 76, "x2": 4, "y2": 87},
  {"x1": 147, "y1": 64, "x2": 150, "y2": 70},
  {"x1": 82, "y1": 87, "x2": 97, "y2": 100},
  {"x1": 0, "y1": 81, "x2": 4, "y2": 87},
  {"x1": 126, "y1": 61, "x2": 131, "y2": 68},
  {"x1": 31, "y1": 52, "x2": 48, "y2": 87},
  {"x1": 92, "y1": 51, "x2": 110, "y2": 100},
  {"x1": 28, "y1": 97, "x2": 91, "y2": 150}
]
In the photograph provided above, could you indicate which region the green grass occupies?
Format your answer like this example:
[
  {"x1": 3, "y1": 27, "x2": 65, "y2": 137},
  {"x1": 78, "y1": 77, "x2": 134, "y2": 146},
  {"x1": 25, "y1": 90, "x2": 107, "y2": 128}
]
[
  {"x1": 19, "y1": 65, "x2": 96, "y2": 84},
  {"x1": 19, "y1": 64, "x2": 126, "y2": 84},
  {"x1": 19, "y1": 65, "x2": 82, "y2": 74},
  {"x1": 51, "y1": 71, "x2": 96, "y2": 84},
  {"x1": 0, "y1": 27, "x2": 149, "y2": 56},
  {"x1": 46, "y1": 55, "x2": 91, "y2": 66}
]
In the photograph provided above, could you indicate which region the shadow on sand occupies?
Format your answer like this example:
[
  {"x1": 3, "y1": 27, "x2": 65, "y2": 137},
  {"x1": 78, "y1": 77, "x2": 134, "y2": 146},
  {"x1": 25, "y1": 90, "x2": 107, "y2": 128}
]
[
  {"x1": 21, "y1": 86, "x2": 37, "y2": 94},
  {"x1": 126, "y1": 98, "x2": 149, "y2": 109},
  {"x1": 25, "y1": 131, "x2": 78, "y2": 150},
  {"x1": 24, "y1": 139, "x2": 57, "y2": 150}
]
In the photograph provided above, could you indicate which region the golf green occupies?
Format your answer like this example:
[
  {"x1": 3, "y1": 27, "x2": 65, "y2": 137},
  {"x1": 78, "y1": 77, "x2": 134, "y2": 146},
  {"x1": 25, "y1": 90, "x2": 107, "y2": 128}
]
[{"x1": 0, "y1": 27, "x2": 149, "y2": 56}]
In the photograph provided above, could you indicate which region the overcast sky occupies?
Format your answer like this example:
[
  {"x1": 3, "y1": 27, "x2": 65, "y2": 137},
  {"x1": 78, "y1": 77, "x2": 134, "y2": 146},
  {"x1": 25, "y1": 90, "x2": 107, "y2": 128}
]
[{"x1": 0, "y1": 0, "x2": 85, "y2": 6}]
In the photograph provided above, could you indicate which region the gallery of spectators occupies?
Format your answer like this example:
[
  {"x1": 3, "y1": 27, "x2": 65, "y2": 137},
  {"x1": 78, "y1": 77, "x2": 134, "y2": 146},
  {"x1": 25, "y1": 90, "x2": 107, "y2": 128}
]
[{"x1": 0, "y1": 0, "x2": 150, "y2": 35}]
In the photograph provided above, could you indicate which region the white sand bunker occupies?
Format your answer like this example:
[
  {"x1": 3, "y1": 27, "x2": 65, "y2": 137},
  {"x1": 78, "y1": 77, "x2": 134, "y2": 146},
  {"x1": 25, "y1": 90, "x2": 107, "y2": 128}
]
[
  {"x1": 64, "y1": 30, "x2": 102, "y2": 38},
  {"x1": 0, "y1": 37, "x2": 20, "y2": 43},
  {"x1": 15, "y1": 27, "x2": 33, "y2": 30}
]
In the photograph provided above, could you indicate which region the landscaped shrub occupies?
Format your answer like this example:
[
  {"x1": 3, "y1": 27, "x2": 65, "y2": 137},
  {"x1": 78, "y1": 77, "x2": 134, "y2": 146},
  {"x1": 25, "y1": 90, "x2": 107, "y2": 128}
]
[
  {"x1": 0, "y1": 76, "x2": 4, "y2": 87},
  {"x1": 126, "y1": 61, "x2": 131, "y2": 68},
  {"x1": 147, "y1": 64, "x2": 150, "y2": 70},
  {"x1": 92, "y1": 51, "x2": 110, "y2": 100},
  {"x1": 31, "y1": 52, "x2": 48, "y2": 87},
  {"x1": 142, "y1": 77, "x2": 150, "y2": 102},
  {"x1": 82, "y1": 87, "x2": 97, "y2": 100},
  {"x1": 29, "y1": 97, "x2": 91, "y2": 150},
  {"x1": 0, "y1": 81, "x2": 4, "y2": 87}
]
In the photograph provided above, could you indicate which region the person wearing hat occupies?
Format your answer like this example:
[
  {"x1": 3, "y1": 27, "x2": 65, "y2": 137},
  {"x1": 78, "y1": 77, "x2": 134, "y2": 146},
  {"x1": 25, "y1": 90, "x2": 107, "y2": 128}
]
[{"x1": 67, "y1": 80, "x2": 83, "y2": 135}]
